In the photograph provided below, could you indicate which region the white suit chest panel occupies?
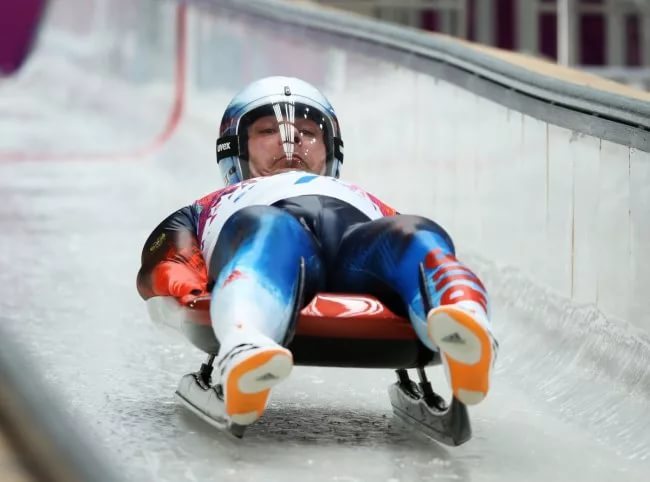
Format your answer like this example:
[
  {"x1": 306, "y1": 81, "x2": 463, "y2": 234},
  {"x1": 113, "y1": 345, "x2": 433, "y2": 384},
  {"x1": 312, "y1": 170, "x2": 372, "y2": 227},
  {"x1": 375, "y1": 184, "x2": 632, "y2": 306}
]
[{"x1": 201, "y1": 172, "x2": 384, "y2": 261}]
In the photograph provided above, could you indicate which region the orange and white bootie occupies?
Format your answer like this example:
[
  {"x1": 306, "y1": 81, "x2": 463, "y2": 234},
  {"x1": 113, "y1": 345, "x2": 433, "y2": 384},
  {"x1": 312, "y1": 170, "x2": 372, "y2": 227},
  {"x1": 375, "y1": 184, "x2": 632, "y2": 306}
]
[
  {"x1": 427, "y1": 302, "x2": 498, "y2": 406},
  {"x1": 215, "y1": 328, "x2": 293, "y2": 426}
]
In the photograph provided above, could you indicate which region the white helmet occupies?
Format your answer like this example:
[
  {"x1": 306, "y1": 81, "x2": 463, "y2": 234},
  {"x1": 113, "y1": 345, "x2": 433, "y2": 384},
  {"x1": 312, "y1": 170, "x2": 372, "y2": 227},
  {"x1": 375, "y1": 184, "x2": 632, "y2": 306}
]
[{"x1": 216, "y1": 76, "x2": 344, "y2": 186}]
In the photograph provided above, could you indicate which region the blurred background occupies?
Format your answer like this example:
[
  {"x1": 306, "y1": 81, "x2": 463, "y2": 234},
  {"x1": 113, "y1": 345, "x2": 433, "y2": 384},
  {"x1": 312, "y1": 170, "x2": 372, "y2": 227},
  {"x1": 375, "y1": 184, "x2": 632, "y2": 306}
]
[
  {"x1": 312, "y1": 0, "x2": 650, "y2": 90},
  {"x1": 3, "y1": 1, "x2": 649, "y2": 92}
]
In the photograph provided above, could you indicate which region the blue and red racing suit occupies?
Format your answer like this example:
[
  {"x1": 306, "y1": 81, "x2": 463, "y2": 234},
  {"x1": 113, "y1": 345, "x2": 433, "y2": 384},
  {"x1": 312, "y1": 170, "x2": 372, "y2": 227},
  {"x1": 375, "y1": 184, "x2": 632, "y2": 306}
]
[{"x1": 137, "y1": 171, "x2": 489, "y2": 351}]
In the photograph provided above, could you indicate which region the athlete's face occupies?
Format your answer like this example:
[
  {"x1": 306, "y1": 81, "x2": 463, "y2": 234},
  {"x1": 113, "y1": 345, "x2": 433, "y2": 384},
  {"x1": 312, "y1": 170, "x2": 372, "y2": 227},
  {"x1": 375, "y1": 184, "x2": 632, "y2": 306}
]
[{"x1": 247, "y1": 115, "x2": 327, "y2": 177}]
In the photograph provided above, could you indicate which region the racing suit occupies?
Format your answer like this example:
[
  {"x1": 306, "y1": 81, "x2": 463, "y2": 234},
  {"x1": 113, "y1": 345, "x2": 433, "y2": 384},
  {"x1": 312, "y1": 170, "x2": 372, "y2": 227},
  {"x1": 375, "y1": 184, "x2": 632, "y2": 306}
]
[{"x1": 136, "y1": 171, "x2": 489, "y2": 352}]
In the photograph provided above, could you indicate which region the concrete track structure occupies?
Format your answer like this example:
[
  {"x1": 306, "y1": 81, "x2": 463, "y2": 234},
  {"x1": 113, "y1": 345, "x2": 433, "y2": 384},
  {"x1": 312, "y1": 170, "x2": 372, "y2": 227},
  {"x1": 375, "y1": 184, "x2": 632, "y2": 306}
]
[{"x1": 1, "y1": 0, "x2": 649, "y2": 480}]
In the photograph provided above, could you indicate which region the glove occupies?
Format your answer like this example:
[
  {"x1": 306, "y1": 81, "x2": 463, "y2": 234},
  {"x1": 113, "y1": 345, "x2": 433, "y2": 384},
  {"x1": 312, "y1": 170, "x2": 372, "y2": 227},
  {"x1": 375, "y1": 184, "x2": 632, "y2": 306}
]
[{"x1": 150, "y1": 260, "x2": 208, "y2": 306}]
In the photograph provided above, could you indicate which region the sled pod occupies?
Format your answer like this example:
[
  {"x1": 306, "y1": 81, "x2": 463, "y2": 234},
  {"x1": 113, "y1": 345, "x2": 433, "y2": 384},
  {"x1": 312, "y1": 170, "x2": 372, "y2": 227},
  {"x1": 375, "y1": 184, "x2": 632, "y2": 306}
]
[
  {"x1": 288, "y1": 294, "x2": 438, "y2": 368},
  {"x1": 148, "y1": 294, "x2": 439, "y2": 368}
]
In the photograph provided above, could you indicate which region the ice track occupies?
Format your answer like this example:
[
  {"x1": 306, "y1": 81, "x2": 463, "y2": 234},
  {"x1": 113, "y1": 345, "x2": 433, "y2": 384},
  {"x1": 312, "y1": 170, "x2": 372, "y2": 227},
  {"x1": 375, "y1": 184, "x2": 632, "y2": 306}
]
[{"x1": 1, "y1": 0, "x2": 649, "y2": 480}]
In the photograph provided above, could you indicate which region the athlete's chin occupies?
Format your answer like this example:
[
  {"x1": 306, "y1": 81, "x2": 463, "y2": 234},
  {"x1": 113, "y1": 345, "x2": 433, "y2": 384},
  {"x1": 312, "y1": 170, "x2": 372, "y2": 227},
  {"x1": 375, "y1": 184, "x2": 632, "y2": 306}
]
[
  {"x1": 251, "y1": 160, "x2": 326, "y2": 177},
  {"x1": 274, "y1": 167, "x2": 311, "y2": 174}
]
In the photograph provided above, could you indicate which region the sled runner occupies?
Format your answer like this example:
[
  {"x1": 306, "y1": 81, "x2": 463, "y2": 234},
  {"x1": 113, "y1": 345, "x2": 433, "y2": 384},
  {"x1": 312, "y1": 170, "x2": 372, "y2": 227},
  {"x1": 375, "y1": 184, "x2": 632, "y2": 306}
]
[{"x1": 149, "y1": 292, "x2": 472, "y2": 447}]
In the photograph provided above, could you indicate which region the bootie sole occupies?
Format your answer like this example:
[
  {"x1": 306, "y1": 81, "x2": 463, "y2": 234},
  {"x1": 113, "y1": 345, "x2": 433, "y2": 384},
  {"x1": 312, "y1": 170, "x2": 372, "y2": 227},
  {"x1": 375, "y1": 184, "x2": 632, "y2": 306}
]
[
  {"x1": 427, "y1": 305, "x2": 493, "y2": 405},
  {"x1": 225, "y1": 348, "x2": 293, "y2": 425}
]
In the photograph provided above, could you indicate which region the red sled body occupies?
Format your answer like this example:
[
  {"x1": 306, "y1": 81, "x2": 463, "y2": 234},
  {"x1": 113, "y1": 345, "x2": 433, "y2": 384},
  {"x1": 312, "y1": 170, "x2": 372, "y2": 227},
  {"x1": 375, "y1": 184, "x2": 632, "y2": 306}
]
[{"x1": 180, "y1": 293, "x2": 440, "y2": 369}]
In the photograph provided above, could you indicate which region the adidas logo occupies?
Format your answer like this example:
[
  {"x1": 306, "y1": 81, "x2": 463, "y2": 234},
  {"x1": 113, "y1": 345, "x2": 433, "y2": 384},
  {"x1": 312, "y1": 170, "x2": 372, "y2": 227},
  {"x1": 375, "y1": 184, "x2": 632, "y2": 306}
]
[
  {"x1": 213, "y1": 384, "x2": 225, "y2": 400},
  {"x1": 217, "y1": 343, "x2": 259, "y2": 375},
  {"x1": 442, "y1": 332, "x2": 465, "y2": 344},
  {"x1": 256, "y1": 372, "x2": 279, "y2": 382}
]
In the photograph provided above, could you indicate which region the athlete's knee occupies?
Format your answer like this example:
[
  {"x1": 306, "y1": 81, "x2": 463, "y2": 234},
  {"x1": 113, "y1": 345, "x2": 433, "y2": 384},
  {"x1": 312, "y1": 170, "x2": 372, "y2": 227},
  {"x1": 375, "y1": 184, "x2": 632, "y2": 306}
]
[
  {"x1": 217, "y1": 205, "x2": 308, "y2": 248},
  {"x1": 211, "y1": 205, "x2": 314, "y2": 283},
  {"x1": 210, "y1": 205, "x2": 321, "y2": 283},
  {"x1": 224, "y1": 205, "x2": 294, "y2": 229},
  {"x1": 377, "y1": 215, "x2": 455, "y2": 253}
]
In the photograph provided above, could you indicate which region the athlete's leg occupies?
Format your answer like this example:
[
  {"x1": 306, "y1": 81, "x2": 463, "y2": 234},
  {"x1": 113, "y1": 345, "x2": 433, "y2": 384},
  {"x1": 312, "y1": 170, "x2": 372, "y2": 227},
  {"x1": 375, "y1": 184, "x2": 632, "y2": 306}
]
[
  {"x1": 333, "y1": 215, "x2": 496, "y2": 405},
  {"x1": 209, "y1": 204, "x2": 324, "y2": 342},
  {"x1": 207, "y1": 205, "x2": 324, "y2": 424}
]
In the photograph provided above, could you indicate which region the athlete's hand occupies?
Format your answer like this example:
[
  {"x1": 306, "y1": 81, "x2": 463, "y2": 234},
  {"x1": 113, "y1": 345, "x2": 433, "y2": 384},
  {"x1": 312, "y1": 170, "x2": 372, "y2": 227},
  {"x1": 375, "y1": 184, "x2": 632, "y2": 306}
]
[{"x1": 150, "y1": 261, "x2": 208, "y2": 306}]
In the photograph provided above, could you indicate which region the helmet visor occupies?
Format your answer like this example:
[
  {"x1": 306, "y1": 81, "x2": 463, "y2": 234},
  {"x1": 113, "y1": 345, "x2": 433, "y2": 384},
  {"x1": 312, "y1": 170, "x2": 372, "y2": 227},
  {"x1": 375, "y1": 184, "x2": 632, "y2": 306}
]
[{"x1": 239, "y1": 102, "x2": 333, "y2": 178}]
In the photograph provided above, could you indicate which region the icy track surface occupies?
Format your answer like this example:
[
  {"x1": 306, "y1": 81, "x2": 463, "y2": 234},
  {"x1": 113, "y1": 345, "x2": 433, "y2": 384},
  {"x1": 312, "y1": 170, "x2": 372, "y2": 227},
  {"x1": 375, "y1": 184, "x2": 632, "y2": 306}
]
[
  {"x1": 2, "y1": 10, "x2": 650, "y2": 482},
  {"x1": 2, "y1": 108, "x2": 649, "y2": 482}
]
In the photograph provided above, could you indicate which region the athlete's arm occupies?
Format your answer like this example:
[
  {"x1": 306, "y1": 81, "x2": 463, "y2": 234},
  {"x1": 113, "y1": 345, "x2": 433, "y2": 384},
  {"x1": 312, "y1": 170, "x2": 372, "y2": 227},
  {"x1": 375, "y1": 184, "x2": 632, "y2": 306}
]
[{"x1": 136, "y1": 205, "x2": 208, "y2": 304}]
